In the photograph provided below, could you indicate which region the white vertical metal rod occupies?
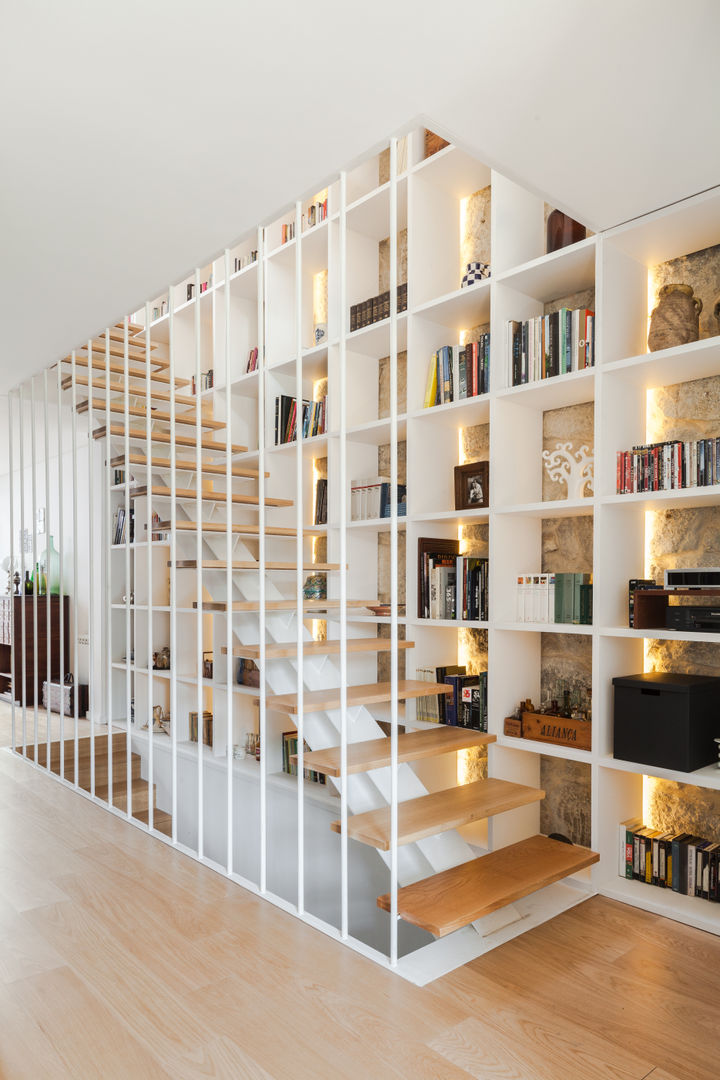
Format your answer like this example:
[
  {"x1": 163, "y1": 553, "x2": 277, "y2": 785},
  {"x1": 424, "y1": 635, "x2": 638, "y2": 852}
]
[
  {"x1": 19, "y1": 384, "x2": 26, "y2": 757},
  {"x1": 123, "y1": 322, "x2": 132, "y2": 815},
  {"x1": 257, "y1": 227, "x2": 267, "y2": 893},
  {"x1": 8, "y1": 391, "x2": 16, "y2": 753},
  {"x1": 71, "y1": 350, "x2": 80, "y2": 786},
  {"x1": 295, "y1": 199, "x2": 305, "y2": 914},
  {"x1": 389, "y1": 136, "x2": 399, "y2": 966},
  {"x1": 145, "y1": 303, "x2": 154, "y2": 831},
  {"x1": 169, "y1": 288, "x2": 178, "y2": 841},
  {"x1": 339, "y1": 171, "x2": 349, "y2": 938},
  {"x1": 87, "y1": 341, "x2": 96, "y2": 796},
  {"x1": 43, "y1": 371, "x2": 51, "y2": 771},
  {"x1": 104, "y1": 330, "x2": 113, "y2": 803},
  {"x1": 195, "y1": 267, "x2": 204, "y2": 859},
  {"x1": 224, "y1": 248, "x2": 234, "y2": 875},
  {"x1": 56, "y1": 363, "x2": 64, "y2": 776},
  {"x1": 30, "y1": 376, "x2": 39, "y2": 761}
]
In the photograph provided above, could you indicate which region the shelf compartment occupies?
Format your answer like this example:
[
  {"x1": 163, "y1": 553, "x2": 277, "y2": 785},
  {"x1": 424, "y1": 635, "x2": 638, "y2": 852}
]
[
  {"x1": 332, "y1": 777, "x2": 544, "y2": 850},
  {"x1": 335, "y1": 414, "x2": 408, "y2": 446},
  {"x1": 413, "y1": 281, "x2": 491, "y2": 330},
  {"x1": 598, "y1": 754, "x2": 720, "y2": 792},
  {"x1": 411, "y1": 395, "x2": 490, "y2": 427},
  {"x1": 346, "y1": 312, "x2": 408, "y2": 356},
  {"x1": 412, "y1": 144, "x2": 491, "y2": 198},
  {"x1": 496, "y1": 236, "x2": 596, "y2": 303},
  {"x1": 268, "y1": 342, "x2": 330, "y2": 381},
  {"x1": 494, "y1": 498, "x2": 593, "y2": 519},
  {"x1": 296, "y1": 725, "x2": 495, "y2": 776},
  {"x1": 496, "y1": 367, "x2": 595, "y2": 410},
  {"x1": 411, "y1": 508, "x2": 489, "y2": 525},
  {"x1": 600, "y1": 485, "x2": 720, "y2": 511},
  {"x1": 346, "y1": 178, "x2": 407, "y2": 240},
  {"x1": 377, "y1": 834, "x2": 598, "y2": 937},
  {"x1": 495, "y1": 734, "x2": 592, "y2": 763},
  {"x1": 603, "y1": 334, "x2": 720, "y2": 389}
]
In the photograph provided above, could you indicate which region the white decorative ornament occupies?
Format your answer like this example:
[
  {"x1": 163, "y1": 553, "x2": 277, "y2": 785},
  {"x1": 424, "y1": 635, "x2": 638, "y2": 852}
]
[{"x1": 542, "y1": 442, "x2": 594, "y2": 500}]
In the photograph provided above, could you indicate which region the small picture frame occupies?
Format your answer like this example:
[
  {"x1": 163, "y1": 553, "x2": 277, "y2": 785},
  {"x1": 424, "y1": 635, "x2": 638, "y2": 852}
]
[{"x1": 454, "y1": 461, "x2": 489, "y2": 510}]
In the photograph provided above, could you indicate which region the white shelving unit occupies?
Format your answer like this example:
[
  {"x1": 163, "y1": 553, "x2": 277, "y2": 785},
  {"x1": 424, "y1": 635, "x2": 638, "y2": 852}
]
[{"x1": 11, "y1": 127, "x2": 719, "y2": 984}]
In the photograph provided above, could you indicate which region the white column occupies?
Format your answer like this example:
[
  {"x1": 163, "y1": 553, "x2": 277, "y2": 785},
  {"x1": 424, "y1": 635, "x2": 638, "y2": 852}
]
[
  {"x1": 295, "y1": 199, "x2": 305, "y2": 914},
  {"x1": 389, "y1": 136, "x2": 399, "y2": 966}
]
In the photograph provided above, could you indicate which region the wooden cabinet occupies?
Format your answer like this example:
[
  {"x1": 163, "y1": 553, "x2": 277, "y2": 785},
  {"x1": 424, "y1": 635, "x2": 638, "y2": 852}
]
[{"x1": 0, "y1": 596, "x2": 70, "y2": 707}]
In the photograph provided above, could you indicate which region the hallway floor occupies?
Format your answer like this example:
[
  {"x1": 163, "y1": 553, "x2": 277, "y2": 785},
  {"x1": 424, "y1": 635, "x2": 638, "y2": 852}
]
[{"x1": 0, "y1": 747, "x2": 718, "y2": 1079}]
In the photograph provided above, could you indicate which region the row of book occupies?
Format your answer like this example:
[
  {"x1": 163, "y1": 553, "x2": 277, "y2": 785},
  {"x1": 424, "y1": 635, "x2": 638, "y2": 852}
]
[
  {"x1": 282, "y1": 731, "x2": 326, "y2": 785},
  {"x1": 186, "y1": 279, "x2": 211, "y2": 301},
  {"x1": 620, "y1": 818, "x2": 720, "y2": 901},
  {"x1": 191, "y1": 369, "x2": 214, "y2": 395},
  {"x1": 274, "y1": 394, "x2": 328, "y2": 445},
  {"x1": 314, "y1": 478, "x2": 328, "y2": 525},
  {"x1": 149, "y1": 511, "x2": 168, "y2": 542},
  {"x1": 508, "y1": 307, "x2": 595, "y2": 386},
  {"x1": 246, "y1": 347, "x2": 259, "y2": 373},
  {"x1": 616, "y1": 437, "x2": 720, "y2": 494},
  {"x1": 112, "y1": 506, "x2": 134, "y2": 545},
  {"x1": 304, "y1": 199, "x2": 328, "y2": 229},
  {"x1": 350, "y1": 283, "x2": 408, "y2": 332},
  {"x1": 423, "y1": 337, "x2": 490, "y2": 408},
  {"x1": 234, "y1": 251, "x2": 257, "y2": 272},
  {"x1": 515, "y1": 572, "x2": 593, "y2": 625},
  {"x1": 281, "y1": 221, "x2": 295, "y2": 244},
  {"x1": 351, "y1": 477, "x2": 407, "y2": 521},
  {"x1": 420, "y1": 551, "x2": 489, "y2": 622},
  {"x1": 415, "y1": 665, "x2": 488, "y2": 731}
]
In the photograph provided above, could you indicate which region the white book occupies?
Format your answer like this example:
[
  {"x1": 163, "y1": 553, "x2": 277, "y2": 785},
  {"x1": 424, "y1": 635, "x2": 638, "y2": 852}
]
[
  {"x1": 516, "y1": 575, "x2": 526, "y2": 622},
  {"x1": 547, "y1": 573, "x2": 556, "y2": 623}
]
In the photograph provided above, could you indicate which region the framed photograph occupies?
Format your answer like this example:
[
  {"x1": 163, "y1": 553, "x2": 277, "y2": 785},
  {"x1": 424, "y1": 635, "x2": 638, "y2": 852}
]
[{"x1": 454, "y1": 461, "x2": 489, "y2": 510}]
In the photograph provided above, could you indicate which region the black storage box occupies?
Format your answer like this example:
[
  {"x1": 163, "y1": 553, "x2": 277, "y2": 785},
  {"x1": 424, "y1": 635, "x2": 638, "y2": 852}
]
[{"x1": 612, "y1": 671, "x2": 720, "y2": 772}]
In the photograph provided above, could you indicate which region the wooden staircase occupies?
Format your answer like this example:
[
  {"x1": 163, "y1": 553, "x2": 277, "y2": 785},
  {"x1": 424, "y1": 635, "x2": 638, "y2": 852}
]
[{"x1": 19, "y1": 733, "x2": 172, "y2": 836}]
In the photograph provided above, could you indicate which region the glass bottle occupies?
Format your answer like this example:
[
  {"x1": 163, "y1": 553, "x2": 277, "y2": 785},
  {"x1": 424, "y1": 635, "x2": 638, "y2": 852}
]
[
  {"x1": 43, "y1": 536, "x2": 61, "y2": 596},
  {"x1": 24, "y1": 570, "x2": 32, "y2": 595},
  {"x1": 560, "y1": 688, "x2": 573, "y2": 719}
]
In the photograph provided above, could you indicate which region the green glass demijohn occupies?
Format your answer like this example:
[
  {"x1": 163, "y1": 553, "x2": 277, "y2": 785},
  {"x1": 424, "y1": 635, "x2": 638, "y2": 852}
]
[{"x1": 43, "y1": 535, "x2": 61, "y2": 596}]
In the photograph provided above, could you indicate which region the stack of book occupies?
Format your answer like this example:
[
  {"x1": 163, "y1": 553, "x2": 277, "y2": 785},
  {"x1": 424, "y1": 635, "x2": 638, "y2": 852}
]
[
  {"x1": 191, "y1": 369, "x2": 214, "y2": 394},
  {"x1": 619, "y1": 818, "x2": 720, "y2": 901},
  {"x1": 351, "y1": 477, "x2": 407, "y2": 521},
  {"x1": 304, "y1": 199, "x2": 328, "y2": 229},
  {"x1": 419, "y1": 541, "x2": 488, "y2": 622},
  {"x1": 616, "y1": 437, "x2": 720, "y2": 494},
  {"x1": 274, "y1": 394, "x2": 327, "y2": 445},
  {"x1": 314, "y1": 478, "x2": 328, "y2": 525},
  {"x1": 350, "y1": 283, "x2": 407, "y2": 332},
  {"x1": 234, "y1": 251, "x2": 257, "y2": 272},
  {"x1": 415, "y1": 665, "x2": 488, "y2": 730},
  {"x1": 281, "y1": 221, "x2": 295, "y2": 244},
  {"x1": 112, "y1": 507, "x2": 135, "y2": 545},
  {"x1": 423, "y1": 336, "x2": 490, "y2": 407},
  {"x1": 246, "y1": 347, "x2": 259, "y2": 373},
  {"x1": 515, "y1": 572, "x2": 592, "y2": 625},
  {"x1": 149, "y1": 511, "x2": 168, "y2": 542},
  {"x1": 282, "y1": 731, "x2": 326, "y2": 785},
  {"x1": 507, "y1": 307, "x2": 595, "y2": 386}
]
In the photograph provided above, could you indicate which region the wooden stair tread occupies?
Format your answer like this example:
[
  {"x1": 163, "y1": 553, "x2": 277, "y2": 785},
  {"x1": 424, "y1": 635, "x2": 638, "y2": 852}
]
[
  {"x1": 172, "y1": 560, "x2": 340, "y2": 571},
  {"x1": 134, "y1": 808, "x2": 173, "y2": 836},
  {"x1": 93, "y1": 425, "x2": 246, "y2": 454},
  {"x1": 111, "y1": 453, "x2": 267, "y2": 480},
  {"x1": 63, "y1": 355, "x2": 189, "y2": 388},
  {"x1": 275, "y1": 678, "x2": 452, "y2": 716},
  {"x1": 80, "y1": 340, "x2": 162, "y2": 363},
  {"x1": 78, "y1": 399, "x2": 224, "y2": 430},
  {"x1": 62, "y1": 374, "x2": 197, "y2": 407},
  {"x1": 294, "y1": 726, "x2": 495, "y2": 776},
  {"x1": 198, "y1": 599, "x2": 372, "y2": 613},
  {"x1": 222, "y1": 637, "x2": 414, "y2": 659},
  {"x1": 99, "y1": 330, "x2": 158, "y2": 350},
  {"x1": 377, "y1": 834, "x2": 599, "y2": 937},
  {"x1": 156, "y1": 521, "x2": 320, "y2": 537},
  {"x1": 132, "y1": 486, "x2": 292, "y2": 508},
  {"x1": 331, "y1": 778, "x2": 544, "y2": 850}
]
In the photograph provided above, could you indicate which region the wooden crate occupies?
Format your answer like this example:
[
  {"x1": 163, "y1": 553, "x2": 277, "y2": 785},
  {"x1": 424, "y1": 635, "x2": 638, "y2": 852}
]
[{"x1": 504, "y1": 712, "x2": 591, "y2": 751}]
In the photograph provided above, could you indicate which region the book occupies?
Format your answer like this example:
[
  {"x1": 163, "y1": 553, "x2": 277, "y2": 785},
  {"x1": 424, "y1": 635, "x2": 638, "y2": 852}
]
[{"x1": 507, "y1": 307, "x2": 595, "y2": 386}]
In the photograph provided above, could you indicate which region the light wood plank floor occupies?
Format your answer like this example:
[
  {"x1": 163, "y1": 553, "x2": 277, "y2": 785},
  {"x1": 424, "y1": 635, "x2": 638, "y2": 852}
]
[
  {"x1": 0, "y1": 748, "x2": 718, "y2": 1080},
  {"x1": 0, "y1": 699, "x2": 94, "y2": 749}
]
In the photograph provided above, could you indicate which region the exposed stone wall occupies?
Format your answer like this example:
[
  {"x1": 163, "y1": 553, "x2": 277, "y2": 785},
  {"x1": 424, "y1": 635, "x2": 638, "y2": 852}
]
[
  {"x1": 649, "y1": 243, "x2": 720, "y2": 342},
  {"x1": 460, "y1": 187, "x2": 491, "y2": 278}
]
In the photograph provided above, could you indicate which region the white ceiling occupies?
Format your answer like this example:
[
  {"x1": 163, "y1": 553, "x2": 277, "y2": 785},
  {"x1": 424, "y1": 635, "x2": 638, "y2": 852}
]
[{"x1": 1, "y1": 0, "x2": 719, "y2": 391}]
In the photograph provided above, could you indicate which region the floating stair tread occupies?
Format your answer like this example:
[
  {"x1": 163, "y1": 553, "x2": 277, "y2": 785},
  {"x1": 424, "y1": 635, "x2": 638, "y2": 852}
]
[
  {"x1": 93, "y1": 425, "x2": 246, "y2": 454},
  {"x1": 62, "y1": 374, "x2": 196, "y2": 408},
  {"x1": 112, "y1": 453, "x2": 267, "y2": 480},
  {"x1": 156, "y1": 520, "x2": 320, "y2": 537},
  {"x1": 172, "y1": 560, "x2": 340, "y2": 571},
  {"x1": 197, "y1": 599, "x2": 372, "y2": 613},
  {"x1": 80, "y1": 341, "x2": 163, "y2": 364},
  {"x1": 63, "y1": 355, "x2": 189, "y2": 388},
  {"x1": 222, "y1": 637, "x2": 414, "y2": 659},
  {"x1": 132, "y1": 486, "x2": 292, "y2": 508},
  {"x1": 377, "y1": 834, "x2": 599, "y2": 937},
  {"x1": 294, "y1": 726, "x2": 495, "y2": 776},
  {"x1": 100, "y1": 330, "x2": 158, "y2": 350},
  {"x1": 275, "y1": 678, "x2": 452, "y2": 716},
  {"x1": 331, "y1": 778, "x2": 545, "y2": 850},
  {"x1": 78, "y1": 399, "x2": 224, "y2": 430}
]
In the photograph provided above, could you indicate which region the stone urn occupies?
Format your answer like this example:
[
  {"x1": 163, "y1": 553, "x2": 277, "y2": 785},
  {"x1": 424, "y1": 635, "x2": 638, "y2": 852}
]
[
  {"x1": 648, "y1": 283, "x2": 702, "y2": 352},
  {"x1": 713, "y1": 293, "x2": 720, "y2": 335}
]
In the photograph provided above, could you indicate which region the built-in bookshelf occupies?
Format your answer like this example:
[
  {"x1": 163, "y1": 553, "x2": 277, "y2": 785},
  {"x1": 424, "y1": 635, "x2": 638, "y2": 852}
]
[{"x1": 51, "y1": 127, "x2": 720, "y2": 981}]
